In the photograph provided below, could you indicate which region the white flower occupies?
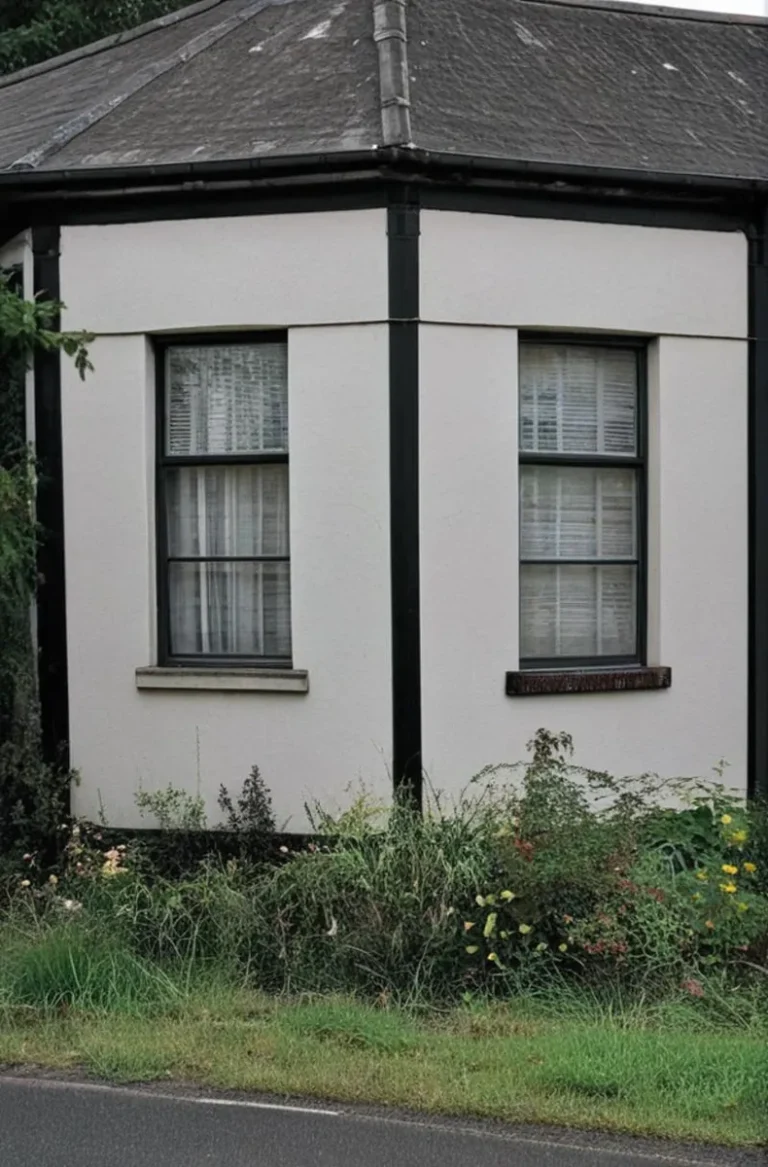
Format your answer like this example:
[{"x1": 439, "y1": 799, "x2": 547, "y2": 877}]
[
  {"x1": 62, "y1": 899, "x2": 82, "y2": 913},
  {"x1": 326, "y1": 917, "x2": 338, "y2": 938}
]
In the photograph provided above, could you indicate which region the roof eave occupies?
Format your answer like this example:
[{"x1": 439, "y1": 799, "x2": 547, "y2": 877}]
[{"x1": 1, "y1": 144, "x2": 765, "y2": 205}]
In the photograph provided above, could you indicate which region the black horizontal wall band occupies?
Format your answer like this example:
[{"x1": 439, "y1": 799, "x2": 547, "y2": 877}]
[
  {"x1": 32, "y1": 225, "x2": 70, "y2": 771},
  {"x1": 749, "y1": 206, "x2": 768, "y2": 799},
  {"x1": 388, "y1": 196, "x2": 422, "y2": 806}
]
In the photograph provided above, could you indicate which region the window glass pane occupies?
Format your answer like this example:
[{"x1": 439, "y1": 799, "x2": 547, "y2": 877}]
[
  {"x1": 520, "y1": 564, "x2": 637, "y2": 659},
  {"x1": 520, "y1": 344, "x2": 637, "y2": 455},
  {"x1": 166, "y1": 342, "x2": 288, "y2": 456},
  {"x1": 169, "y1": 561, "x2": 291, "y2": 658},
  {"x1": 166, "y1": 465, "x2": 289, "y2": 558},
  {"x1": 520, "y1": 466, "x2": 636, "y2": 560}
]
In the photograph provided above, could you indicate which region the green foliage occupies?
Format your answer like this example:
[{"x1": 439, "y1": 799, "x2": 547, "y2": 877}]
[
  {"x1": 135, "y1": 784, "x2": 208, "y2": 832},
  {"x1": 3, "y1": 734, "x2": 768, "y2": 1014},
  {"x1": 0, "y1": 0, "x2": 191, "y2": 74},
  {"x1": 0, "y1": 923, "x2": 185, "y2": 1013},
  {"x1": 0, "y1": 269, "x2": 91, "y2": 868},
  {"x1": 218, "y1": 764, "x2": 276, "y2": 862},
  {"x1": 461, "y1": 732, "x2": 767, "y2": 990},
  {"x1": 0, "y1": 271, "x2": 93, "y2": 379}
]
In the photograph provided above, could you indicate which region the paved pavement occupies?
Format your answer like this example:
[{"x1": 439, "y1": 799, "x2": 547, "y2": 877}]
[{"x1": 0, "y1": 1076, "x2": 765, "y2": 1167}]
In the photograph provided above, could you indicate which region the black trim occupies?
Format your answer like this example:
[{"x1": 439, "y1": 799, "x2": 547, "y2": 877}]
[
  {"x1": 749, "y1": 207, "x2": 768, "y2": 799},
  {"x1": 32, "y1": 226, "x2": 70, "y2": 767},
  {"x1": 154, "y1": 332, "x2": 291, "y2": 668},
  {"x1": 518, "y1": 336, "x2": 648, "y2": 670},
  {"x1": 506, "y1": 666, "x2": 671, "y2": 697},
  {"x1": 388, "y1": 195, "x2": 422, "y2": 805}
]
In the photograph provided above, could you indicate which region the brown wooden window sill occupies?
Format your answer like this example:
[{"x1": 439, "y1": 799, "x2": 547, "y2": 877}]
[{"x1": 505, "y1": 667, "x2": 671, "y2": 697}]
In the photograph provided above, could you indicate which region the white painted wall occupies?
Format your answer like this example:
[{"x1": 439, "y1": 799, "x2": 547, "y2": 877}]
[
  {"x1": 421, "y1": 211, "x2": 747, "y2": 338},
  {"x1": 60, "y1": 213, "x2": 392, "y2": 829},
  {"x1": 419, "y1": 212, "x2": 748, "y2": 796},
  {"x1": 57, "y1": 206, "x2": 750, "y2": 825},
  {"x1": 61, "y1": 211, "x2": 388, "y2": 335}
]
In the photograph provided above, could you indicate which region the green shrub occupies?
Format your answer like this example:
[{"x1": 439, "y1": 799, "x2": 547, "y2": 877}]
[
  {"x1": 3, "y1": 732, "x2": 768, "y2": 1011},
  {"x1": 0, "y1": 925, "x2": 184, "y2": 1014}
]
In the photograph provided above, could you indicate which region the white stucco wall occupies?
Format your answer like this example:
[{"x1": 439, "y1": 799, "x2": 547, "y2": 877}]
[
  {"x1": 59, "y1": 212, "x2": 392, "y2": 829},
  {"x1": 56, "y1": 206, "x2": 750, "y2": 825},
  {"x1": 419, "y1": 211, "x2": 748, "y2": 796}
]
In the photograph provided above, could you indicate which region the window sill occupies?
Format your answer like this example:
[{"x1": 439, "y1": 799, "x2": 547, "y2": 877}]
[
  {"x1": 505, "y1": 666, "x2": 671, "y2": 697},
  {"x1": 135, "y1": 667, "x2": 309, "y2": 693}
]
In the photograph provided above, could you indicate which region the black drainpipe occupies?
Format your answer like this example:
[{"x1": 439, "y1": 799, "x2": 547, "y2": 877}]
[
  {"x1": 387, "y1": 191, "x2": 422, "y2": 807},
  {"x1": 749, "y1": 202, "x2": 768, "y2": 800},
  {"x1": 32, "y1": 225, "x2": 70, "y2": 771}
]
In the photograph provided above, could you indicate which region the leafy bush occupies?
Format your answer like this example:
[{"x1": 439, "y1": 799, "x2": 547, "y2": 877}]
[
  {"x1": 218, "y1": 765, "x2": 276, "y2": 863},
  {"x1": 3, "y1": 732, "x2": 768, "y2": 1011},
  {"x1": 461, "y1": 733, "x2": 767, "y2": 992}
]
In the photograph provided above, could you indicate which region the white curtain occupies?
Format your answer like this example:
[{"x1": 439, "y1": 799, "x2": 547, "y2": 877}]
[
  {"x1": 165, "y1": 344, "x2": 291, "y2": 660},
  {"x1": 519, "y1": 345, "x2": 638, "y2": 659}
]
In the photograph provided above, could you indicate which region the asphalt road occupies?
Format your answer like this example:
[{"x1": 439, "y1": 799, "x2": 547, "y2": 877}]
[{"x1": 0, "y1": 1076, "x2": 765, "y2": 1167}]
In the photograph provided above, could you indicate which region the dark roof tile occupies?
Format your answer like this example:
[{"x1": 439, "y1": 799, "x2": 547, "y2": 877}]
[{"x1": 0, "y1": 0, "x2": 767, "y2": 181}]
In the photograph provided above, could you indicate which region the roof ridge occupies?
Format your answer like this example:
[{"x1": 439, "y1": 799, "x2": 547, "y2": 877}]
[
  {"x1": 0, "y1": 0, "x2": 237, "y2": 92},
  {"x1": 517, "y1": 0, "x2": 768, "y2": 26},
  {"x1": 373, "y1": 0, "x2": 412, "y2": 148},
  {"x1": 6, "y1": 0, "x2": 300, "y2": 172}
]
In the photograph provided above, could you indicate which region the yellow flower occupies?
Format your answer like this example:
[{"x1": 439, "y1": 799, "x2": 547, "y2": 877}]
[
  {"x1": 500, "y1": 889, "x2": 516, "y2": 902},
  {"x1": 463, "y1": 921, "x2": 475, "y2": 932},
  {"x1": 465, "y1": 945, "x2": 479, "y2": 955},
  {"x1": 744, "y1": 862, "x2": 757, "y2": 874},
  {"x1": 729, "y1": 830, "x2": 748, "y2": 846},
  {"x1": 48, "y1": 874, "x2": 58, "y2": 885},
  {"x1": 721, "y1": 814, "x2": 733, "y2": 825},
  {"x1": 20, "y1": 879, "x2": 30, "y2": 888},
  {"x1": 483, "y1": 912, "x2": 498, "y2": 939},
  {"x1": 691, "y1": 892, "x2": 703, "y2": 902},
  {"x1": 705, "y1": 919, "x2": 715, "y2": 930},
  {"x1": 721, "y1": 864, "x2": 738, "y2": 876},
  {"x1": 695, "y1": 870, "x2": 708, "y2": 881},
  {"x1": 737, "y1": 902, "x2": 749, "y2": 913},
  {"x1": 719, "y1": 882, "x2": 737, "y2": 894},
  {"x1": 487, "y1": 952, "x2": 499, "y2": 963},
  {"x1": 475, "y1": 894, "x2": 486, "y2": 907},
  {"x1": 558, "y1": 943, "x2": 568, "y2": 953},
  {"x1": 535, "y1": 942, "x2": 548, "y2": 953},
  {"x1": 518, "y1": 923, "x2": 532, "y2": 935},
  {"x1": 500, "y1": 930, "x2": 509, "y2": 940}
]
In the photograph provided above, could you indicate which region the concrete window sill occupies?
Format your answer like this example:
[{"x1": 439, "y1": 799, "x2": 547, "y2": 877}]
[
  {"x1": 135, "y1": 667, "x2": 309, "y2": 693},
  {"x1": 505, "y1": 666, "x2": 671, "y2": 697}
]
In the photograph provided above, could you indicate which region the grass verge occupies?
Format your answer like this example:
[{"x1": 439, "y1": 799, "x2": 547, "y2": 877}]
[{"x1": 1, "y1": 988, "x2": 767, "y2": 1148}]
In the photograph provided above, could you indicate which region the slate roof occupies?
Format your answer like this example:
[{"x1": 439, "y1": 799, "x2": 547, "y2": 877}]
[{"x1": 0, "y1": 0, "x2": 767, "y2": 182}]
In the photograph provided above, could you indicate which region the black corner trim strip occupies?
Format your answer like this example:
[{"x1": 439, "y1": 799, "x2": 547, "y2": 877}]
[
  {"x1": 388, "y1": 195, "x2": 421, "y2": 805},
  {"x1": 506, "y1": 667, "x2": 672, "y2": 697},
  {"x1": 32, "y1": 225, "x2": 70, "y2": 770},
  {"x1": 749, "y1": 206, "x2": 768, "y2": 800}
]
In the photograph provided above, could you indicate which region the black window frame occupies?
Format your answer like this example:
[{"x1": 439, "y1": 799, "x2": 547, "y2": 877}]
[
  {"x1": 518, "y1": 333, "x2": 648, "y2": 672},
  {"x1": 155, "y1": 330, "x2": 291, "y2": 669}
]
